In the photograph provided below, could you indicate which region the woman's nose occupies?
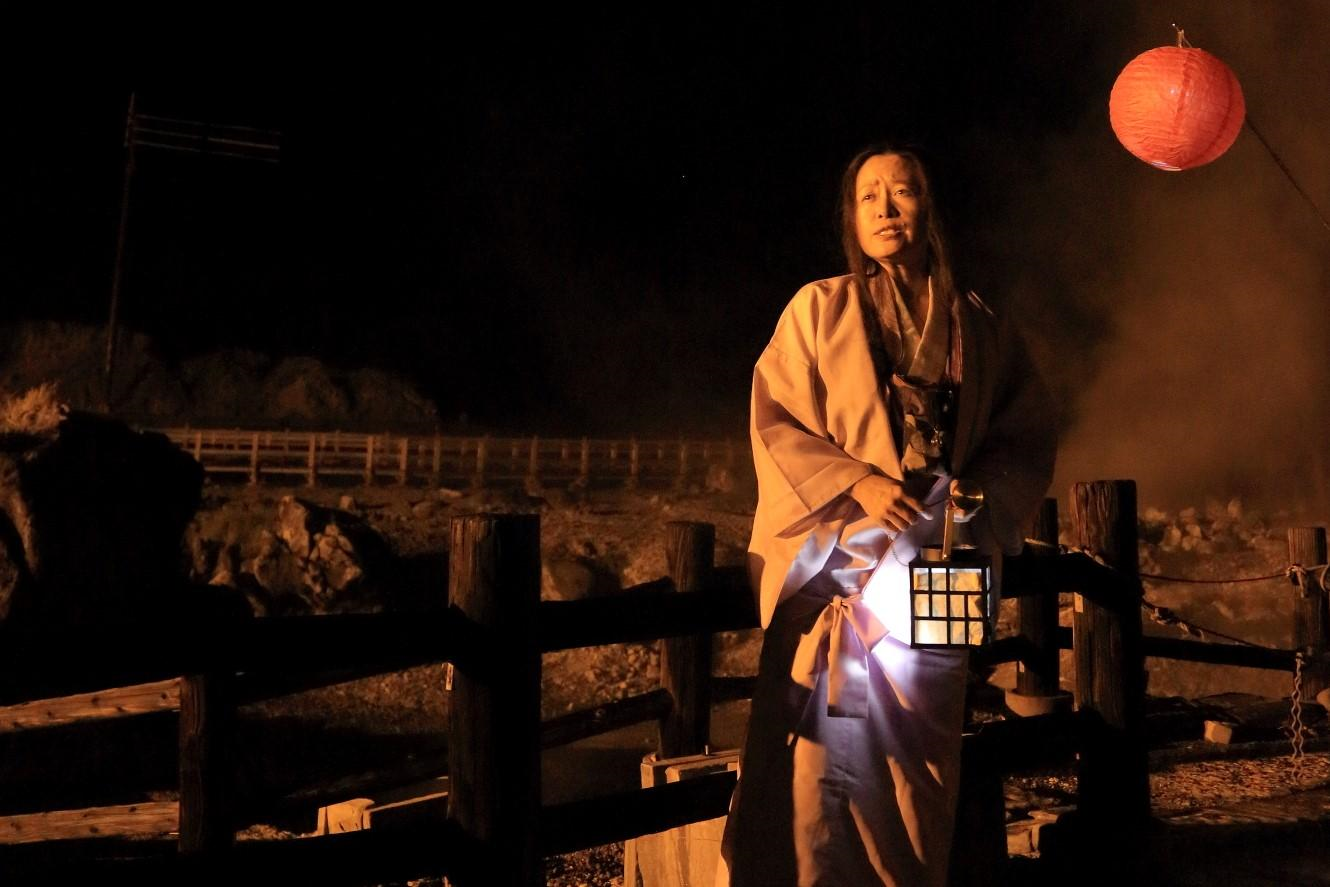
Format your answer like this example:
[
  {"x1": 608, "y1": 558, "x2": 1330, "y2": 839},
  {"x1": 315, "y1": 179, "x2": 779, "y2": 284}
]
[{"x1": 885, "y1": 199, "x2": 900, "y2": 218}]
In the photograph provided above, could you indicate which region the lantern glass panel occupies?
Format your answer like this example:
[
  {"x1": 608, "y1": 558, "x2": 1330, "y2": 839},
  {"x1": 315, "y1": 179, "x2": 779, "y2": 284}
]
[
  {"x1": 950, "y1": 568, "x2": 984, "y2": 592},
  {"x1": 949, "y1": 622, "x2": 966, "y2": 645},
  {"x1": 968, "y1": 595, "x2": 986, "y2": 618},
  {"x1": 914, "y1": 594, "x2": 930, "y2": 618},
  {"x1": 968, "y1": 622, "x2": 985, "y2": 645},
  {"x1": 948, "y1": 595, "x2": 965, "y2": 618},
  {"x1": 913, "y1": 569, "x2": 933, "y2": 591},
  {"x1": 931, "y1": 594, "x2": 947, "y2": 617},
  {"x1": 917, "y1": 621, "x2": 947, "y2": 645}
]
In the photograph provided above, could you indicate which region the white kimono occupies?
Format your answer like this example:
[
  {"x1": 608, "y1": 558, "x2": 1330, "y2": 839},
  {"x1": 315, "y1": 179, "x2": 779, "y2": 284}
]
[{"x1": 717, "y1": 273, "x2": 1056, "y2": 887}]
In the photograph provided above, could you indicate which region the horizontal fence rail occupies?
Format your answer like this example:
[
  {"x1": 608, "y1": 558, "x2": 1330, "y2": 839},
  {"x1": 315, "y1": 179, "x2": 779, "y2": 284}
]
[{"x1": 150, "y1": 427, "x2": 746, "y2": 490}]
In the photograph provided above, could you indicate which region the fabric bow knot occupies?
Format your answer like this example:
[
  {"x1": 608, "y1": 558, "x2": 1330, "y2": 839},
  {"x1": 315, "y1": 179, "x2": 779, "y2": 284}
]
[{"x1": 790, "y1": 592, "x2": 889, "y2": 720}]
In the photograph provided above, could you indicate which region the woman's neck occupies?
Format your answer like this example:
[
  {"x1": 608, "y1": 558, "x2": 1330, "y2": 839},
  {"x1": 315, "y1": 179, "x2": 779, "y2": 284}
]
[{"x1": 878, "y1": 260, "x2": 930, "y2": 327}]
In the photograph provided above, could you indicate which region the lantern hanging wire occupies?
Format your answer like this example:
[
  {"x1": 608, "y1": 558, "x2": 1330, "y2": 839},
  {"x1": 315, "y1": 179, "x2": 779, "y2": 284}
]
[{"x1": 1171, "y1": 22, "x2": 1330, "y2": 238}]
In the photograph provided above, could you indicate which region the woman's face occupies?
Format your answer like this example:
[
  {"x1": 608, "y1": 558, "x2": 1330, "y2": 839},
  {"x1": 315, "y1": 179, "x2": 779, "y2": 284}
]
[{"x1": 854, "y1": 153, "x2": 929, "y2": 270}]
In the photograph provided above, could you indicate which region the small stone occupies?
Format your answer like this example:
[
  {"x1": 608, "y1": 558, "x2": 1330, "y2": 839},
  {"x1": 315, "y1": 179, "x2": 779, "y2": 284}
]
[{"x1": 338, "y1": 495, "x2": 358, "y2": 513}]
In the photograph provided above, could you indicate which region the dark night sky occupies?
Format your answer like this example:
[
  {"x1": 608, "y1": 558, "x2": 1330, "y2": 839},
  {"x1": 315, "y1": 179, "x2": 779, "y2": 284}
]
[{"x1": 5, "y1": 5, "x2": 1330, "y2": 508}]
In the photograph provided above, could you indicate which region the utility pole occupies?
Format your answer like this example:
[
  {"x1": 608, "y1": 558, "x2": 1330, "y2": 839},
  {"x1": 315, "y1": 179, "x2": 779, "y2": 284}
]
[{"x1": 102, "y1": 94, "x2": 279, "y2": 412}]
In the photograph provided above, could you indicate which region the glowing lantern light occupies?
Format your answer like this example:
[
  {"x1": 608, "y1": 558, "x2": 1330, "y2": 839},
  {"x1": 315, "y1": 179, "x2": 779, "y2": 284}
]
[
  {"x1": 909, "y1": 543, "x2": 992, "y2": 648},
  {"x1": 1109, "y1": 37, "x2": 1245, "y2": 172}
]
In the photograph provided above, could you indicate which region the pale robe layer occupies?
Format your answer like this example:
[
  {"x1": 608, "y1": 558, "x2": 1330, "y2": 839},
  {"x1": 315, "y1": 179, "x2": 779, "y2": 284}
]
[
  {"x1": 747, "y1": 273, "x2": 1055, "y2": 631},
  {"x1": 718, "y1": 273, "x2": 1056, "y2": 887}
]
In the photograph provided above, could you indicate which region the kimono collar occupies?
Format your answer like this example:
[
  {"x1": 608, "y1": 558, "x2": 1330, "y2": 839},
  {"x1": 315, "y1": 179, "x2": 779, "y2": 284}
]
[{"x1": 882, "y1": 273, "x2": 951, "y2": 384}]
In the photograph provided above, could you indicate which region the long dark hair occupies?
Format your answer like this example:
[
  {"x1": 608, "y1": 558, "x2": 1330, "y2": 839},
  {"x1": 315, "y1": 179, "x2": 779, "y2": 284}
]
[{"x1": 838, "y1": 144, "x2": 959, "y2": 383}]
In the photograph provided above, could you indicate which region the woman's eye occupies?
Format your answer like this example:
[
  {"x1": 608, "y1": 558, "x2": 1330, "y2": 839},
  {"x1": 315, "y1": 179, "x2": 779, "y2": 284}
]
[
  {"x1": 861, "y1": 193, "x2": 875, "y2": 202},
  {"x1": 894, "y1": 188, "x2": 914, "y2": 197}
]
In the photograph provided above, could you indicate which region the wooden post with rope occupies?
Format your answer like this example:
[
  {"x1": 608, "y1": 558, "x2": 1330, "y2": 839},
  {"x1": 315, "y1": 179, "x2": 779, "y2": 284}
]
[{"x1": 1288, "y1": 527, "x2": 1330, "y2": 702}]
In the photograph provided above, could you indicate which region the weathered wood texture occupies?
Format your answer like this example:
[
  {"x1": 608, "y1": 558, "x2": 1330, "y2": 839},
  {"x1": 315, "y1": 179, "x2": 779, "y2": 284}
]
[
  {"x1": 0, "y1": 678, "x2": 178, "y2": 733},
  {"x1": 0, "y1": 801, "x2": 177, "y2": 845},
  {"x1": 1071, "y1": 480, "x2": 1149, "y2": 824},
  {"x1": 446, "y1": 514, "x2": 542, "y2": 887},
  {"x1": 659, "y1": 522, "x2": 716, "y2": 757},
  {"x1": 1289, "y1": 526, "x2": 1330, "y2": 700}
]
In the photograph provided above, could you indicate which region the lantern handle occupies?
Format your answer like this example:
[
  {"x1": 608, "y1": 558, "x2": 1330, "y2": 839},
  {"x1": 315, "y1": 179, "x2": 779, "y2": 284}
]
[{"x1": 1171, "y1": 24, "x2": 1193, "y2": 48}]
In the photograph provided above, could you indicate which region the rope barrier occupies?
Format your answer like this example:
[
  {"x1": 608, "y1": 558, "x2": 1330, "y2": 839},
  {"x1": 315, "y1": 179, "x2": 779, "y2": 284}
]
[{"x1": 1020, "y1": 538, "x2": 1329, "y2": 648}]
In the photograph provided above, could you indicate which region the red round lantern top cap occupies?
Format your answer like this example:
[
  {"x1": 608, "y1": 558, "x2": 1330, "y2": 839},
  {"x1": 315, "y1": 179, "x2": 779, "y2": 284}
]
[{"x1": 1109, "y1": 45, "x2": 1246, "y2": 171}]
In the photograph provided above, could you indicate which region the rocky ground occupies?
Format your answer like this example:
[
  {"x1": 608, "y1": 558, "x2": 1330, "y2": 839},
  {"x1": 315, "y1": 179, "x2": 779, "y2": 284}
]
[{"x1": 186, "y1": 480, "x2": 1330, "y2": 886}]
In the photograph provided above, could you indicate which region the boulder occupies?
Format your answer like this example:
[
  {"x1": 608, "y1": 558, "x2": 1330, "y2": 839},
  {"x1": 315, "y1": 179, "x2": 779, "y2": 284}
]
[
  {"x1": 0, "y1": 410, "x2": 203, "y2": 628},
  {"x1": 275, "y1": 496, "x2": 392, "y2": 610}
]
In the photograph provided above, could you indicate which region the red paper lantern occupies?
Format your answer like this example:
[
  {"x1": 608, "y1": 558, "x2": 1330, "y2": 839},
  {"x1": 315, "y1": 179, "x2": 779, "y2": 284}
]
[{"x1": 1109, "y1": 45, "x2": 1246, "y2": 171}]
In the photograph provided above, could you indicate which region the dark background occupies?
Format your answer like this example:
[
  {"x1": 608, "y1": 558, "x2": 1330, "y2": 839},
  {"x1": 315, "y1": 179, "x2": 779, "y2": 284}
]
[{"x1": 5, "y1": 4, "x2": 1329, "y2": 508}]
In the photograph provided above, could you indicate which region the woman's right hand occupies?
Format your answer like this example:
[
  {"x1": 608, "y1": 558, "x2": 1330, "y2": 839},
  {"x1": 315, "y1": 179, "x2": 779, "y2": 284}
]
[{"x1": 849, "y1": 475, "x2": 928, "y2": 534}]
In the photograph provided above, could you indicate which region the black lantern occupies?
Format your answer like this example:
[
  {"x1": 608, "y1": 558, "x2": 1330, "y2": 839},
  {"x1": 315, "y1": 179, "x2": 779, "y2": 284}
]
[{"x1": 908, "y1": 543, "x2": 992, "y2": 648}]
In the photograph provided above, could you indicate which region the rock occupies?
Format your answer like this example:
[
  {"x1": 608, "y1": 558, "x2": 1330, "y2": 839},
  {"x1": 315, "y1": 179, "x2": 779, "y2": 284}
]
[
  {"x1": 1226, "y1": 498, "x2": 1243, "y2": 521},
  {"x1": 1162, "y1": 526, "x2": 1183, "y2": 549},
  {"x1": 0, "y1": 410, "x2": 202, "y2": 628},
  {"x1": 241, "y1": 530, "x2": 308, "y2": 607},
  {"x1": 542, "y1": 557, "x2": 620, "y2": 602},
  {"x1": 275, "y1": 496, "x2": 392, "y2": 610},
  {"x1": 436, "y1": 487, "x2": 464, "y2": 502},
  {"x1": 411, "y1": 500, "x2": 436, "y2": 519},
  {"x1": 338, "y1": 495, "x2": 359, "y2": 513}
]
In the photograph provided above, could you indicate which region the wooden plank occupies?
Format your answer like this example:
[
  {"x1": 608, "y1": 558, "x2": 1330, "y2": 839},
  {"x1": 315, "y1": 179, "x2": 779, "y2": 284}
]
[
  {"x1": 540, "y1": 688, "x2": 673, "y2": 749},
  {"x1": 0, "y1": 611, "x2": 468, "y2": 703},
  {"x1": 0, "y1": 678, "x2": 179, "y2": 733},
  {"x1": 541, "y1": 770, "x2": 737, "y2": 856},
  {"x1": 1141, "y1": 636, "x2": 1297, "y2": 670},
  {"x1": 538, "y1": 571, "x2": 757, "y2": 652},
  {"x1": 0, "y1": 801, "x2": 178, "y2": 844}
]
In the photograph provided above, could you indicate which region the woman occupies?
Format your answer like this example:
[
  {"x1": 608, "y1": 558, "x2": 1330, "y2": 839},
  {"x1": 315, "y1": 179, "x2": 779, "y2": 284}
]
[{"x1": 716, "y1": 146, "x2": 1056, "y2": 886}]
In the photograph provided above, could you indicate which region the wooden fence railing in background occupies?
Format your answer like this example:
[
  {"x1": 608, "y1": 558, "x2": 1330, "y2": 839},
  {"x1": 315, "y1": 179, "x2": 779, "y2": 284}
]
[
  {"x1": 151, "y1": 427, "x2": 744, "y2": 490},
  {"x1": 0, "y1": 479, "x2": 1326, "y2": 884}
]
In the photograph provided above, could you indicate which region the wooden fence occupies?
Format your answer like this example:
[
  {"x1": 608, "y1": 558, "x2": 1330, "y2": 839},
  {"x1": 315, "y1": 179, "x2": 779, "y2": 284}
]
[
  {"x1": 151, "y1": 427, "x2": 745, "y2": 490},
  {"x1": 0, "y1": 479, "x2": 1325, "y2": 884}
]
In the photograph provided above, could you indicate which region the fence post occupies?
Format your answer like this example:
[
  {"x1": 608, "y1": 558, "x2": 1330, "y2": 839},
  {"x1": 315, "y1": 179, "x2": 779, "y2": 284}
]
[
  {"x1": 248, "y1": 432, "x2": 260, "y2": 485},
  {"x1": 577, "y1": 438, "x2": 590, "y2": 489},
  {"x1": 1007, "y1": 498, "x2": 1069, "y2": 715},
  {"x1": 471, "y1": 437, "x2": 488, "y2": 490},
  {"x1": 1289, "y1": 527, "x2": 1330, "y2": 701},
  {"x1": 659, "y1": 521, "x2": 716, "y2": 757},
  {"x1": 363, "y1": 435, "x2": 376, "y2": 486},
  {"x1": 526, "y1": 436, "x2": 541, "y2": 492},
  {"x1": 179, "y1": 672, "x2": 234, "y2": 856},
  {"x1": 398, "y1": 438, "x2": 410, "y2": 486},
  {"x1": 193, "y1": 430, "x2": 203, "y2": 464},
  {"x1": 626, "y1": 438, "x2": 640, "y2": 491},
  {"x1": 432, "y1": 435, "x2": 442, "y2": 485},
  {"x1": 675, "y1": 440, "x2": 689, "y2": 491},
  {"x1": 306, "y1": 436, "x2": 318, "y2": 487},
  {"x1": 447, "y1": 514, "x2": 542, "y2": 887},
  {"x1": 1071, "y1": 480, "x2": 1148, "y2": 826}
]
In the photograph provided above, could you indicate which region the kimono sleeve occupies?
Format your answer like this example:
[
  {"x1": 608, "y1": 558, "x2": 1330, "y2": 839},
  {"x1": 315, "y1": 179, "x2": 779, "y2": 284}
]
[
  {"x1": 750, "y1": 304, "x2": 873, "y2": 539},
  {"x1": 963, "y1": 315, "x2": 1058, "y2": 554}
]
